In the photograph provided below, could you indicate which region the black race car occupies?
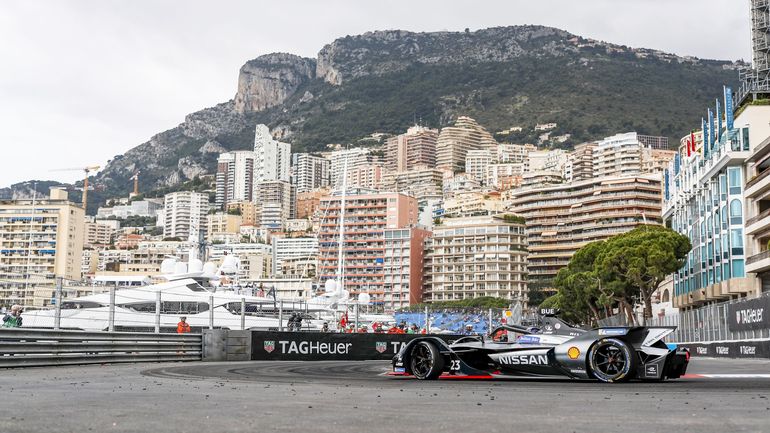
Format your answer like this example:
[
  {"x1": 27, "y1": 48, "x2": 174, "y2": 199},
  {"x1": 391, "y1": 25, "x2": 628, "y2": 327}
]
[{"x1": 392, "y1": 310, "x2": 689, "y2": 383}]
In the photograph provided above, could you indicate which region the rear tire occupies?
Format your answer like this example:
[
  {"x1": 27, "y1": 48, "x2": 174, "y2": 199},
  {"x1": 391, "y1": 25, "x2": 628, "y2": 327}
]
[
  {"x1": 588, "y1": 338, "x2": 637, "y2": 383},
  {"x1": 409, "y1": 341, "x2": 445, "y2": 380}
]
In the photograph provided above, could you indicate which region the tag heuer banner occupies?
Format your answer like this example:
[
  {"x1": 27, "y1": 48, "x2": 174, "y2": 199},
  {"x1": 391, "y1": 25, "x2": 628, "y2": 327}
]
[
  {"x1": 251, "y1": 331, "x2": 463, "y2": 361},
  {"x1": 727, "y1": 295, "x2": 770, "y2": 332}
]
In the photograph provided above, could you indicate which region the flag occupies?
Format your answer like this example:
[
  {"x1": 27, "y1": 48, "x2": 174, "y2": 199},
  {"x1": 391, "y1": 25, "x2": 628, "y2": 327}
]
[
  {"x1": 340, "y1": 311, "x2": 348, "y2": 328},
  {"x1": 716, "y1": 98, "x2": 723, "y2": 144},
  {"x1": 724, "y1": 86, "x2": 734, "y2": 130}
]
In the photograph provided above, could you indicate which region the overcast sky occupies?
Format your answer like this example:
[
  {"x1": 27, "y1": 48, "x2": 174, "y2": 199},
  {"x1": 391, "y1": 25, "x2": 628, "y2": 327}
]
[{"x1": 0, "y1": 0, "x2": 752, "y2": 187}]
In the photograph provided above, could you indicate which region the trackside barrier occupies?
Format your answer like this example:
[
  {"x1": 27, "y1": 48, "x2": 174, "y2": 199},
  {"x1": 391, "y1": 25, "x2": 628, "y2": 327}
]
[
  {"x1": 202, "y1": 330, "x2": 465, "y2": 362},
  {"x1": 0, "y1": 328, "x2": 202, "y2": 368},
  {"x1": 678, "y1": 339, "x2": 770, "y2": 359}
]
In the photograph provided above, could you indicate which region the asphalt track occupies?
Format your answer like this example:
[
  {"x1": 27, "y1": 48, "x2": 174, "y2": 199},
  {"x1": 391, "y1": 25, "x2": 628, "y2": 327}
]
[{"x1": 1, "y1": 358, "x2": 769, "y2": 433}]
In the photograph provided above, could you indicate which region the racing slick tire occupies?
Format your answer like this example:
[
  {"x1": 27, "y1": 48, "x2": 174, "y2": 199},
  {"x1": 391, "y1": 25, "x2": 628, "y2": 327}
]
[
  {"x1": 588, "y1": 338, "x2": 638, "y2": 383},
  {"x1": 409, "y1": 341, "x2": 445, "y2": 380}
]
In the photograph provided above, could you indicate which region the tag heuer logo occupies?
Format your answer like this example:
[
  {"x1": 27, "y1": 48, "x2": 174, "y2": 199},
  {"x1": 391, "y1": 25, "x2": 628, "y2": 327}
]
[
  {"x1": 264, "y1": 341, "x2": 275, "y2": 353},
  {"x1": 376, "y1": 342, "x2": 387, "y2": 353}
]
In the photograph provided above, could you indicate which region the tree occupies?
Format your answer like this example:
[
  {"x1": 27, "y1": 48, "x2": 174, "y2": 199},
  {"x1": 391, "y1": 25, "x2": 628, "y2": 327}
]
[
  {"x1": 594, "y1": 225, "x2": 690, "y2": 324},
  {"x1": 552, "y1": 241, "x2": 606, "y2": 325}
]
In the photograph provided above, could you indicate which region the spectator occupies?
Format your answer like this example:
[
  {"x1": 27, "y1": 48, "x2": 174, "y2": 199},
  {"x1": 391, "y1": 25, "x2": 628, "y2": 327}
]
[
  {"x1": 463, "y1": 324, "x2": 475, "y2": 335},
  {"x1": 176, "y1": 316, "x2": 191, "y2": 334},
  {"x1": 321, "y1": 322, "x2": 330, "y2": 332},
  {"x1": 387, "y1": 324, "x2": 403, "y2": 334},
  {"x1": 407, "y1": 324, "x2": 419, "y2": 334},
  {"x1": 2, "y1": 305, "x2": 23, "y2": 328},
  {"x1": 358, "y1": 325, "x2": 369, "y2": 333}
]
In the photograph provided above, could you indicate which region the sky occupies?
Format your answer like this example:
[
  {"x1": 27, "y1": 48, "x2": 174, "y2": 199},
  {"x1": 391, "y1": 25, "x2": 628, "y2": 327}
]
[{"x1": 0, "y1": 0, "x2": 753, "y2": 188}]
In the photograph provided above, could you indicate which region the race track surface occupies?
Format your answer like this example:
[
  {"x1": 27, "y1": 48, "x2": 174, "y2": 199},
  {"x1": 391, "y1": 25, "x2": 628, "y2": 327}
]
[{"x1": 1, "y1": 358, "x2": 769, "y2": 432}]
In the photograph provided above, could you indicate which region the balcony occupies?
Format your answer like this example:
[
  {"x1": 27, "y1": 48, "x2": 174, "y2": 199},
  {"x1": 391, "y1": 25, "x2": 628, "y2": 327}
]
[
  {"x1": 746, "y1": 207, "x2": 770, "y2": 234},
  {"x1": 747, "y1": 249, "x2": 770, "y2": 273}
]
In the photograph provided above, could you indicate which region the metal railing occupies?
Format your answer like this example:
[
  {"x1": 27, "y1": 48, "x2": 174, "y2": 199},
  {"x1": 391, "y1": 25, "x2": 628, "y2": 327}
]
[
  {"x1": 0, "y1": 328, "x2": 201, "y2": 368},
  {"x1": 598, "y1": 291, "x2": 770, "y2": 343}
]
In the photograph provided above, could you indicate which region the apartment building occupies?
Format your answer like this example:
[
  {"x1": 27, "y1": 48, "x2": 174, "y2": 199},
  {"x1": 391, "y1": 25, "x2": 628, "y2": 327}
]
[
  {"x1": 96, "y1": 199, "x2": 162, "y2": 219},
  {"x1": 564, "y1": 142, "x2": 596, "y2": 182},
  {"x1": 296, "y1": 189, "x2": 329, "y2": 219},
  {"x1": 206, "y1": 213, "x2": 243, "y2": 243},
  {"x1": 329, "y1": 148, "x2": 374, "y2": 187},
  {"x1": 346, "y1": 164, "x2": 383, "y2": 190},
  {"x1": 84, "y1": 219, "x2": 116, "y2": 248},
  {"x1": 253, "y1": 124, "x2": 291, "y2": 184},
  {"x1": 465, "y1": 150, "x2": 494, "y2": 186},
  {"x1": 380, "y1": 167, "x2": 443, "y2": 199},
  {"x1": 255, "y1": 180, "x2": 295, "y2": 230},
  {"x1": 385, "y1": 125, "x2": 438, "y2": 172},
  {"x1": 272, "y1": 236, "x2": 319, "y2": 276},
  {"x1": 0, "y1": 188, "x2": 84, "y2": 308},
  {"x1": 383, "y1": 227, "x2": 431, "y2": 310},
  {"x1": 509, "y1": 174, "x2": 663, "y2": 286},
  {"x1": 162, "y1": 191, "x2": 209, "y2": 240},
  {"x1": 423, "y1": 215, "x2": 527, "y2": 303},
  {"x1": 317, "y1": 192, "x2": 418, "y2": 305},
  {"x1": 436, "y1": 116, "x2": 498, "y2": 173},
  {"x1": 291, "y1": 153, "x2": 330, "y2": 193},
  {"x1": 215, "y1": 150, "x2": 256, "y2": 209},
  {"x1": 226, "y1": 201, "x2": 258, "y2": 226},
  {"x1": 442, "y1": 192, "x2": 504, "y2": 218}
]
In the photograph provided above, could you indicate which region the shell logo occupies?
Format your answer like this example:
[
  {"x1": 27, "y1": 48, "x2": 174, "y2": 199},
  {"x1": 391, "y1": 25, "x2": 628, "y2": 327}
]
[{"x1": 567, "y1": 347, "x2": 580, "y2": 360}]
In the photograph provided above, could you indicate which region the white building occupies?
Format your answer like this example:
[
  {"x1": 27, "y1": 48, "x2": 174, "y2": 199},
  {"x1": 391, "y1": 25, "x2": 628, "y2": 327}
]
[
  {"x1": 96, "y1": 199, "x2": 163, "y2": 219},
  {"x1": 253, "y1": 124, "x2": 291, "y2": 184},
  {"x1": 215, "y1": 150, "x2": 256, "y2": 208},
  {"x1": 162, "y1": 191, "x2": 209, "y2": 240},
  {"x1": 329, "y1": 148, "x2": 373, "y2": 187},
  {"x1": 465, "y1": 149, "x2": 494, "y2": 186},
  {"x1": 291, "y1": 153, "x2": 330, "y2": 193},
  {"x1": 255, "y1": 180, "x2": 295, "y2": 230},
  {"x1": 272, "y1": 237, "x2": 319, "y2": 276}
]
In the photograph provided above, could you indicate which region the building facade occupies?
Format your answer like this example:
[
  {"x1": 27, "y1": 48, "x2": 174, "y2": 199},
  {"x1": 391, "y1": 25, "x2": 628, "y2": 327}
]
[
  {"x1": 215, "y1": 150, "x2": 256, "y2": 208},
  {"x1": 317, "y1": 192, "x2": 418, "y2": 305},
  {"x1": 382, "y1": 227, "x2": 432, "y2": 311},
  {"x1": 253, "y1": 124, "x2": 291, "y2": 184},
  {"x1": 272, "y1": 236, "x2": 319, "y2": 276},
  {"x1": 423, "y1": 215, "x2": 527, "y2": 303},
  {"x1": 509, "y1": 174, "x2": 663, "y2": 286},
  {"x1": 436, "y1": 116, "x2": 498, "y2": 173},
  {"x1": 0, "y1": 188, "x2": 85, "y2": 308},
  {"x1": 162, "y1": 191, "x2": 209, "y2": 240},
  {"x1": 291, "y1": 153, "x2": 330, "y2": 193},
  {"x1": 385, "y1": 125, "x2": 438, "y2": 172}
]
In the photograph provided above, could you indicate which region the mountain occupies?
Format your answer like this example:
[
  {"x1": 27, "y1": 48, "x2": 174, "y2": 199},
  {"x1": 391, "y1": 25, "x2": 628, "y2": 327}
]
[{"x1": 4, "y1": 25, "x2": 741, "y2": 212}]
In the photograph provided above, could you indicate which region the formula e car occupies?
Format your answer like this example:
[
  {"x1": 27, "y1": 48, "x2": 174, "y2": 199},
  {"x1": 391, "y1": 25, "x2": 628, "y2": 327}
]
[{"x1": 392, "y1": 310, "x2": 689, "y2": 383}]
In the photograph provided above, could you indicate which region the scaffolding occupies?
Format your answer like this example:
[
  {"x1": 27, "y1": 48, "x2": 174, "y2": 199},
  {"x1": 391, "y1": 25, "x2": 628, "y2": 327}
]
[{"x1": 737, "y1": 0, "x2": 770, "y2": 106}]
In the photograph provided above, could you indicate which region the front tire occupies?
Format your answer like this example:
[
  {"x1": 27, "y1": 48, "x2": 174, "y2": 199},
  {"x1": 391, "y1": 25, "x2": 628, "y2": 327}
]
[
  {"x1": 409, "y1": 341, "x2": 445, "y2": 380},
  {"x1": 588, "y1": 338, "x2": 637, "y2": 383}
]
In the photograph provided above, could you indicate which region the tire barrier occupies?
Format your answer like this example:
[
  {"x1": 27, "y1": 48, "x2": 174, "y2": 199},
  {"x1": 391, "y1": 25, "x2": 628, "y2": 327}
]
[{"x1": 679, "y1": 339, "x2": 770, "y2": 359}]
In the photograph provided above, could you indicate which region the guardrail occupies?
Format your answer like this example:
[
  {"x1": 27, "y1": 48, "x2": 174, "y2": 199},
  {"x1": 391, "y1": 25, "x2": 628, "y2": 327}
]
[{"x1": 0, "y1": 328, "x2": 202, "y2": 368}]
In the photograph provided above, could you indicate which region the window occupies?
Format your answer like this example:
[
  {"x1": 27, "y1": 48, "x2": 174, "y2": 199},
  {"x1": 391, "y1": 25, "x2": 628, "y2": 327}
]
[
  {"x1": 742, "y1": 127, "x2": 750, "y2": 151},
  {"x1": 731, "y1": 229, "x2": 744, "y2": 256},
  {"x1": 728, "y1": 168, "x2": 742, "y2": 195},
  {"x1": 719, "y1": 175, "x2": 727, "y2": 200},
  {"x1": 729, "y1": 199, "x2": 743, "y2": 225},
  {"x1": 732, "y1": 259, "x2": 745, "y2": 278},
  {"x1": 721, "y1": 205, "x2": 728, "y2": 229}
]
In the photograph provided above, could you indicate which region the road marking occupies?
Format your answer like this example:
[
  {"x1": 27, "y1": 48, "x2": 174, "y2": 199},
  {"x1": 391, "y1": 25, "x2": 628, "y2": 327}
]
[{"x1": 699, "y1": 374, "x2": 770, "y2": 378}]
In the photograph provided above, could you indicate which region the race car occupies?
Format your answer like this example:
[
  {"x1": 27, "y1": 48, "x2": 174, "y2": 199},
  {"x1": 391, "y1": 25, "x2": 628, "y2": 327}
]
[{"x1": 392, "y1": 310, "x2": 689, "y2": 383}]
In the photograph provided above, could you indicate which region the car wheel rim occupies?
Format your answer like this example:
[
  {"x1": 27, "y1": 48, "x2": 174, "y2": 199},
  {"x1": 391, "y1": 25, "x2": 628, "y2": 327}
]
[
  {"x1": 593, "y1": 342, "x2": 627, "y2": 379},
  {"x1": 411, "y1": 344, "x2": 433, "y2": 377}
]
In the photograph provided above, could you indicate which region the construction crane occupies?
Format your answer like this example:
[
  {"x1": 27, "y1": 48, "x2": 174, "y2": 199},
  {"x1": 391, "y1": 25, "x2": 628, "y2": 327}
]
[
  {"x1": 49, "y1": 165, "x2": 101, "y2": 209},
  {"x1": 129, "y1": 170, "x2": 141, "y2": 198}
]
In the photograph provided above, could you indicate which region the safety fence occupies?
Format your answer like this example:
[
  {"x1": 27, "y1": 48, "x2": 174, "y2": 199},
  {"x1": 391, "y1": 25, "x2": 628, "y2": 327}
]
[
  {"x1": 393, "y1": 306, "x2": 527, "y2": 335},
  {"x1": 0, "y1": 328, "x2": 201, "y2": 368},
  {"x1": 597, "y1": 291, "x2": 770, "y2": 344}
]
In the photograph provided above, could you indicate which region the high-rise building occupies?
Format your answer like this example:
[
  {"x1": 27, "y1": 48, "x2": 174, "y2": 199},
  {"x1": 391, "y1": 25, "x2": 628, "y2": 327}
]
[
  {"x1": 346, "y1": 164, "x2": 383, "y2": 190},
  {"x1": 385, "y1": 125, "x2": 438, "y2": 172},
  {"x1": 291, "y1": 153, "x2": 330, "y2": 193},
  {"x1": 255, "y1": 181, "x2": 295, "y2": 230},
  {"x1": 637, "y1": 135, "x2": 670, "y2": 150},
  {"x1": 317, "y1": 192, "x2": 418, "y2": 305},
  {"x1": 215, "y1": 150, "x2": 256, "y2": 208},
  {"x1": 486, "y1": 163, "x2": 524, "y2": 190},
  {"x1": 436, "y1": 116, "x2": 498, "y2": 173},
  {"x1": 423, "y1": 215, "x2": 527, "y2": 303},
  {"x1": 383, "y1": 227, "x2": 432, "y2": 310},
  {"x1": 329, "y1": 148, "x2": 374, "y2": 187},
  {"x1": 0, "y1": 188, "x2": 84, "y2": 308},
  {"x1": 162, "y1": 191, "x2": 209, "y2": 240},
  {"x1": 380, "y1": 167, "x2": 444, "y2": 199},
  {"x1": 498, "y1": 143, "x2": 536, "y2": 165},
  {"x1": 736, "y1": 0, "x2": 770, "y2": 106},
  {"x1": 465, "y1": 149, "x2": 494, "y2": 185},
  {"x1": 564, "y1": 142, "x2": 596, "y2": 182},
  {"x1": 508, "y1": 174, "x2": 663, "y2": 287},
  {"x1": 253, "y1": 124, "x2": 291, "y2": 184}
]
